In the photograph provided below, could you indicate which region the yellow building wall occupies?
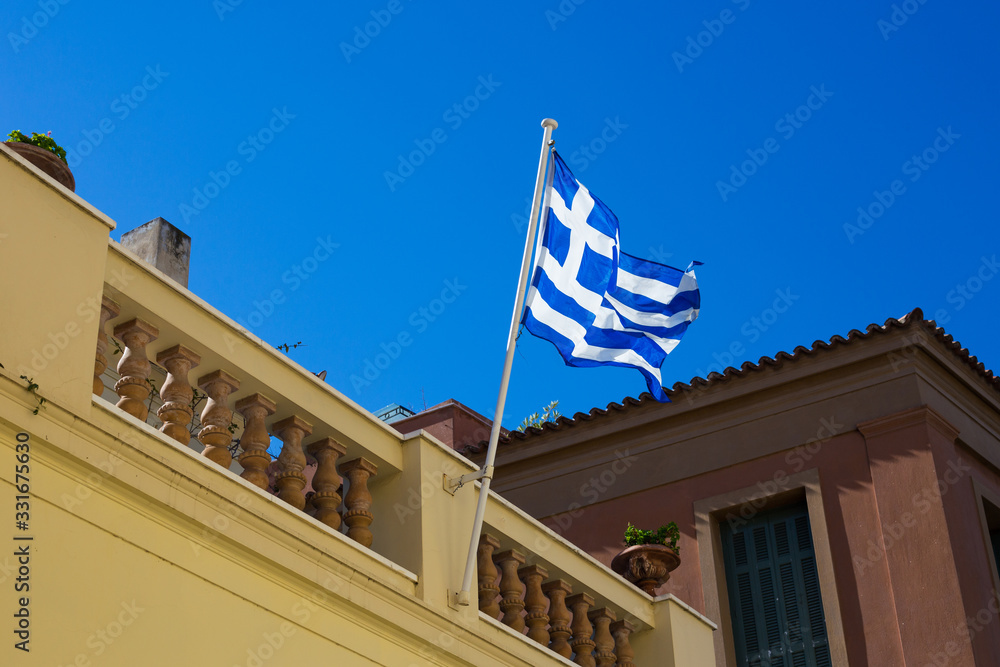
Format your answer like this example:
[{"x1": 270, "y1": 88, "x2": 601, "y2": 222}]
[{"x1": 0, "y1": 392, "x2": 556, "y2": 667}]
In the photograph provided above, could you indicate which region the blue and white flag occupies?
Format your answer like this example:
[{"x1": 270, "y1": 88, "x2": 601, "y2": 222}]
[{"x1": 522, "y1": 151, "x2": 700, "y2": 402}]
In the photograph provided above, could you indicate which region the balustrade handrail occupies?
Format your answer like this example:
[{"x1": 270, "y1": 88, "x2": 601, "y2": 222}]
[
  {"x1": 96, "y1": 240, "x2": 409, "y2": 557},
  {"x1": 470, "y1": 487, "x2": 659, "y2": 666}
]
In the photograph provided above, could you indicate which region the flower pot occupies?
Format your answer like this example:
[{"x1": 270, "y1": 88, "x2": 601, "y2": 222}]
[
  {"x1": 4, "y1": 141, "x2": 75, "y2": 192},
  {"x1": 610, "y1": 544, "x2": 681, "y2": 596}
]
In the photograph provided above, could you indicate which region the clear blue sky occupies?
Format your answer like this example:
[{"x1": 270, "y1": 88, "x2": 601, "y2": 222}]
[{"x1": 4, "y1": 1, "x2": 998, "y2": 428}]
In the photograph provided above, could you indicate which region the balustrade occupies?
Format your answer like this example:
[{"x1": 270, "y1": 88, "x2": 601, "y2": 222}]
[
  {"x1": 341, "y1": 457, "x2": 377, "y2": 547},
  {"x1": 93, "y1": 310, "x2": 393, "y2": 551},
  {"x1": 477, "y1": 533, "x2": 502, "y2": 618},
  {"x1": 235, "y1": 393, "x2": 275, "y2": 489},
  {"x1": 306, "y1": 437, "x2": 346, "y2": 530},
  {"x1": 113, "y1": 318, "x2": 158, "y2": 420},
  {"x1": 568, "y1": 593, "x2": 596, "y2": 666},
  {"x1": 495, "y1": 549, "x2": 526, "y2": 631},
  {"x1": 519, "y1": 564, "x2": 550, "y2": 646},
  {"x1": 273, "y1": 416, "x2": 312, "y2": 511},
  {"x1": 93, "y1": 297, "x2": 119, "y2": 395},
  {"x1": 590, "y1": 608, "x2": 616, "y2": 667},
  {"x1": 610, "y1": 620, "x2": 635, "y2": 667},
  {"x1": 194, "y1": 370, "x2": 239, "y2": 467},
  {"x1": 473, "y1": 534, "x2": 642, "y2": 666},
  {"x1": 543, "y1": 579, "x2": 574, "y2": 659},
  {"x1": 156, "y1": 345, "x2": 200, "y2": 445}
]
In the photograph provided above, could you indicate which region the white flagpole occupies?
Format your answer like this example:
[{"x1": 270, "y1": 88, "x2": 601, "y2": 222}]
[{"x1": 453, "y1": 118, "x2": 557, "y2": 606}]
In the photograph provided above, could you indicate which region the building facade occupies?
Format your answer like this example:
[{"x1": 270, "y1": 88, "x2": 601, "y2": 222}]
[{"x1": 466, "y1": 310, "x2": 1000, "y2": 666}]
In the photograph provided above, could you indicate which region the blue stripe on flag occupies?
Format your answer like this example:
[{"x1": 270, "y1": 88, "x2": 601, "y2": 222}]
[{"x1": 522, "y1": 151, "x2": 701, "y2": 402}]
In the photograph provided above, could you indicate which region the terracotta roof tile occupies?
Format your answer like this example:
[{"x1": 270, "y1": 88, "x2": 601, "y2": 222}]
[{"x1": 458, "y1": 307, "x2": 998, "y2": 456}]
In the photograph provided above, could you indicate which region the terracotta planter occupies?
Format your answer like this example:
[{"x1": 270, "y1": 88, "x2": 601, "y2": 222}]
[
  {"x1": 3, "y1": 141, "x2": 75, "y2": 191},
  {"x1": 610, "y1": 544, "x2": 681, "y2": 596}
]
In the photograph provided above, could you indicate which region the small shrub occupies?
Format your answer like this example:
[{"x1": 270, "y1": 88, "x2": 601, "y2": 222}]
[
  {"x1": 623, "y1": 522, "x2": 680, "y2": 552},
  {"x1": 7, "y1": 130, "x2": 67, "y2": 164}
]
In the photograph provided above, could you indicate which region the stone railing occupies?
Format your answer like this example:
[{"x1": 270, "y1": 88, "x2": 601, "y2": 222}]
[
  {"x1": 93, "y1": 242, "x2": 404, "y2": 556},
  {"x1": 477, "y1": 530, "x2": 640, "y2": 666},
  {"x1": 471, "y1": 488, "x2": 685, "y2": 667}
]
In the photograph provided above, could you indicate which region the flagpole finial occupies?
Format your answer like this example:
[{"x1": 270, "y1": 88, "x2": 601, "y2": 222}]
[{"x1": 541, "y1": 118, "x2": 558, "y2": 129}]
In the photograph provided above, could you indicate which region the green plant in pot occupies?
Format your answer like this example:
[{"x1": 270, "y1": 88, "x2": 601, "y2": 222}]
[
  {"x1": 4, "y1": 130, "x2": 75, "y2": 191},
  {"x1": 610, "y1": 522, "x2": 682, "y2": 595}
]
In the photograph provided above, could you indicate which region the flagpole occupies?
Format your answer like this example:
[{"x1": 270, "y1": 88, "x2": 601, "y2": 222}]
[{"x1": 453, "y1": 118, "x2": 557, "y2": 607}]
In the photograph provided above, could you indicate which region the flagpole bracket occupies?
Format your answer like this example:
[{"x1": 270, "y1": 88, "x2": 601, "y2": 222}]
[
  {"x1": 449, "y1": 589, "x2": 471, "y2": 609},
  {"x1": 443, "y1": 466, "x2": 494, "y2": 495}
]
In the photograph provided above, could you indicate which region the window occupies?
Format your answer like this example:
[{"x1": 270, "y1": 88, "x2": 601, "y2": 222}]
[
  {"x1": 983, "y1": 497, "x2": 1000, "y2": 586},
  {"x1": 721, "y1": 503, "x2": 832, "y2": 667},
  {"x1": 991, "y1": 527, "x2": 1000, "y2": 583}
]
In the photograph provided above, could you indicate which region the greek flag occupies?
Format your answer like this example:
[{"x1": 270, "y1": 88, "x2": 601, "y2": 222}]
[{"x1": 522, "y1": 151, "x2": 700, "y2": 402}]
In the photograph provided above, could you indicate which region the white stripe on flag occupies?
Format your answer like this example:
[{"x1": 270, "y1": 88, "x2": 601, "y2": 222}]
[{"x1": 525, "y1": 285, "x2": 665, "y2": 385}]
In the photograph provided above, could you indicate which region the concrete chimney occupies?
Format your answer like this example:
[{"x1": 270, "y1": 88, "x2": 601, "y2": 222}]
[{"x1": 120, "y1": 217, "x2": 191, "y2": 288}]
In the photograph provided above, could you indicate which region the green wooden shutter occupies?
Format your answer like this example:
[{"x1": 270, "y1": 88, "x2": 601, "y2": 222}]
[{"x1": 721, "y1": 503, "x2": 832, "y2": 667}]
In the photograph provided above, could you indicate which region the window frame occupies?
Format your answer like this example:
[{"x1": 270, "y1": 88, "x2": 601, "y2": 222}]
[
  {"x1": 973, "y1": 478, "x2": 1000, "y2": 599},
  {"x1": 694, "y1": 468, "x2": 848, "y2": 667}
]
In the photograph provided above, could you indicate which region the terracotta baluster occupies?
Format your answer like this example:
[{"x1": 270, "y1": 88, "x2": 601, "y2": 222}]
[
  {"x1": 519, "y1": 564, "x2": 550, "y2": 645},
  {"x1": 589, "y1": 608, "x2": 617, "y2": 667},
  {"x1": 542, "y1": 580, "x2": 574, "y2": 659},
  {"x1": 494, "y1": 549, "x2": 526, "y2": 631},
  {"x1": 197, "y1": 370, "x2": 240, "y2": 467},
  {"x1": 113, "y1": 318, "x2": 159, "y2": 420},
  {"x1": 341, "y1": 458, "x2": 378, "y2": 547},
  {"x1": 93, "y1": 296, "x2": 120, "y2": 395},
  {"x1": 272, "y1": 416, "x2": 313, "y2": 511},
  {"x1": 235, "y1": 393, "x2": 276, "y2": 489},
  {"x1": 306, "y1": 437, "x2": 346, "y2": 530},
  {"x1": 610, "y1": 620, "x2": 635, "y2": 667},
  {"x1": 478, "y1": 533, "x2": 502, "y2": 617},
  {"x1": 568, "y1": 592, "x2": 596, "y2": 667},
  {"x1": 155, "y1": 345, "x2": 200, "y2": 446}
]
